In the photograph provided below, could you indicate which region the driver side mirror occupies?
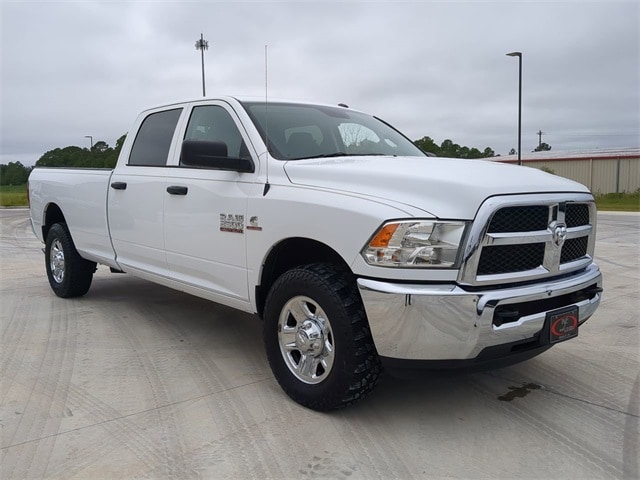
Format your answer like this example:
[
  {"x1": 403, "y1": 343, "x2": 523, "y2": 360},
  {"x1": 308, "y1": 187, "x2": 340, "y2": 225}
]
[{"x1": 180, "y1": 140, "x2": 255, "y2": 173}]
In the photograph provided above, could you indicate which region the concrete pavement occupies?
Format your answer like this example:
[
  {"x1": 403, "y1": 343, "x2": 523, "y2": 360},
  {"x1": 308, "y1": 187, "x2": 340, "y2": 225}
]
[{"x1": 1, "y1": 209, "x2": 638, "y2": 479}]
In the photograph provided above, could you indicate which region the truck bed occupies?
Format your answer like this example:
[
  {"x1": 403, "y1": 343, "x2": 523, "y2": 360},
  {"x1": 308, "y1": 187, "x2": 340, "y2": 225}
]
[{"x1": 29, "y1": 167, "x2": 118, "y2": 267}]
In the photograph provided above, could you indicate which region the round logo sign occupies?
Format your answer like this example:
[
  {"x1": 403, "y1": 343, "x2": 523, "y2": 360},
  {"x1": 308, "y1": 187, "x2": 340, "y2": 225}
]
[{"x1": 550, "y1": 314, "x2": 578, "y2": 337}]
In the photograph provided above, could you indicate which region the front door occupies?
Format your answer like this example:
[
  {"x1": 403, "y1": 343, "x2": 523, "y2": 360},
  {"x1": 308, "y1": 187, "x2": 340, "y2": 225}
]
[{"x1": 162, "y1": 103, "x2": 256, "y2": 303}]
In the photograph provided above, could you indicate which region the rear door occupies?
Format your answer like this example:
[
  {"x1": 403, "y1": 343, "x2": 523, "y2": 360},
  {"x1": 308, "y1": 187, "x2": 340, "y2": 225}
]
[
  {"x1": 162, "y1": 101, "x2": 257, "y2": 303},
  {"x1": 108, "y1": 107, "x2": 184, "y2": 277}
]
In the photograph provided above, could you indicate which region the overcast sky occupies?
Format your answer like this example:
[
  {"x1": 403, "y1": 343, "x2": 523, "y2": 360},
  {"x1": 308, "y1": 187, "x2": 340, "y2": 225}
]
[{"x1": 2, "y1": 0, "x2": 638, "y2": 166}]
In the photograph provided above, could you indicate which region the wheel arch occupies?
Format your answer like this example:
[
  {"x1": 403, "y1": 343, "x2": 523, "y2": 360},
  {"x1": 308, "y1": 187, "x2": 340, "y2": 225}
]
[
  {"x1": 255, "y1": 237, "x2": 352, "y2": 317},
  {"x1": 42, "y1": 203, "x2": 66, "y2": 240}
]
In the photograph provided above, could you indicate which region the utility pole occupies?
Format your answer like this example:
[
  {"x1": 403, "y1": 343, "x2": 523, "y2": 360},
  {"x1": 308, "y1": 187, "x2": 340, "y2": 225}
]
[
  {"x1": 195, "y1": 33, "x2": 209, "y2": 97},
  {"x1": 537, "y1": 130, "x2": 544, "y2": 149}
]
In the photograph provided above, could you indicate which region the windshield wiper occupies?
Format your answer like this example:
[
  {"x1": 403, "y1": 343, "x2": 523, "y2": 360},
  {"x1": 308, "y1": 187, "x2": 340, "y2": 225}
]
[
  {"x1": 292, "y1": 152, "x2": 390, "y2": 160},
  {"x1": 293, "y1": 152, "x2": 349, "y2": 160}
]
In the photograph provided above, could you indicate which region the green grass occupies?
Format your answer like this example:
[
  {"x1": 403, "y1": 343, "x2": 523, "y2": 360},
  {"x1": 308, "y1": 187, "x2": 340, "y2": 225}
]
[
  {"x1": 595, "y1": 191, "x2": 640, "y2": 212},
  {"x1": 0, "y1": 184, "x2": 28, "y2": 207}
]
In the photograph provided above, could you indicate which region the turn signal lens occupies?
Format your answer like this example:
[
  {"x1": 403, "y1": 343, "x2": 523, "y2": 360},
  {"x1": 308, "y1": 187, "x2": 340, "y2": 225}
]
[{"x1": 369, "y1": 223, "x2": 399, "y2": 248}]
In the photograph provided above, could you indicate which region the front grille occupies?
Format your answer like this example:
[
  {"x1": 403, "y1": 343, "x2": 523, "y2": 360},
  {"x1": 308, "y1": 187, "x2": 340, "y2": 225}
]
[
  {"x1": 478, "y1": 243, "x2": 545, "y2": 275},
  {"x1": 487, "y1": 206, "x2": 549, "y2": 233},
  {"x1": 459, "y1": 195, "x2": 596, "y2": 286},
  {"x1": 565, "y1": 203, "x2": 590, "y2": 228},
  {"x1": 560, "y1": 237, "x2": 588, "y2": 263}
]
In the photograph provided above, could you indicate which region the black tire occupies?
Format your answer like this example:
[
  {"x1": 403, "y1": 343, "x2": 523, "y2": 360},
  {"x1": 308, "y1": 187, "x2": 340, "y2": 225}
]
[
  {"x1": 263, "y1": 263, "x2": 381, "y2": 411},
  {"x1": 45, "y1": 223, "x2": 96, "y2": 298}
]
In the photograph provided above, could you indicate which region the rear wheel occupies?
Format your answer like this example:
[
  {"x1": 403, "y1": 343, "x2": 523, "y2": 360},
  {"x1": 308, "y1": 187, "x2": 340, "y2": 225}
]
[
  {"x1": 263, "y1": 263, "x2": 381, "y2": 411},
  {"x1": 45, "y1": 223, "x2": 96, "y2": 298}
]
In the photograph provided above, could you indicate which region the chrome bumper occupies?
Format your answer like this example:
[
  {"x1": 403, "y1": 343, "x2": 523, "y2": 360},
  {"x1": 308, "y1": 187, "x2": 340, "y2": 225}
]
[{"x1": 357, "y1": 264, "x2": 602, "y2": 361}]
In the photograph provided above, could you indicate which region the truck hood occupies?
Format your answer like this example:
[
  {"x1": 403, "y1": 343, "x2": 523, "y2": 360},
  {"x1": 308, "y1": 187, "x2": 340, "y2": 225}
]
[{"x1": 283, "y1": 156, "x2": 590, "y2": 219}]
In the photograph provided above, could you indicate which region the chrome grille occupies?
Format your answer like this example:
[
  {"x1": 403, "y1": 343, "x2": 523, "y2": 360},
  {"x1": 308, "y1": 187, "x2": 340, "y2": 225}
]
[
  {"x1": 477, "y1": 243, "x2": 545, "y2": 275},
  {"x1": 459, "y1": 194, "x2": 596, "y2": 286},
  {"x1": 487, "y1": 206, "x2": 549, "y2": 233},
  {"x1": 566, "y1": 203, "x2": 590, "y2": 228},
  {"x1": 560, "y1": 236, "x2": 589, "y2": 264}
]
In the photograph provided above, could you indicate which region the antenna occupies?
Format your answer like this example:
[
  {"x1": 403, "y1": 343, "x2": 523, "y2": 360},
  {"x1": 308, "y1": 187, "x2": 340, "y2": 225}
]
[{"x1": 263, "y1": 44, "x2": 271, "y2": 196}]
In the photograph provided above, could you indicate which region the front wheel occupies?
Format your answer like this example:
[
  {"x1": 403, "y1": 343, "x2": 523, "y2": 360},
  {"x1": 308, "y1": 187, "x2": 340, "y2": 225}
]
[
  {"x1": 45, "y1": 223, "x2": 96, "y2": 298},
  {"x1": 263, "y1": 263, "x2": 381, "y2": 411}
]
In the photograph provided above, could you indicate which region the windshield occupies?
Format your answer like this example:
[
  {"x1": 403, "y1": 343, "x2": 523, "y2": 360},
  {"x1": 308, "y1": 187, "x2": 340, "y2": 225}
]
[{"x1": 241, "y1": 101, "x2": 427, "y2": 160}]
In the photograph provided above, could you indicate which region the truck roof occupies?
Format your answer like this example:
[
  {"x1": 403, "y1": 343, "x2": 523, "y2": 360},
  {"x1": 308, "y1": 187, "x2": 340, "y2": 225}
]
[{"x1": 139, "y1": 95, "x2": 362, "y2": 114}]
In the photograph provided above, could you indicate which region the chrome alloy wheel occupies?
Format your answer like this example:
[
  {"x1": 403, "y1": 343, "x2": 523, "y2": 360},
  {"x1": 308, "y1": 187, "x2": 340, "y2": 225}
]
[
  {"x1": 50, "y1": 239, "x2": 65, "y2": 283},
  {"x1": 278, "y1": 295, "x2": 335, "y2": 384}
]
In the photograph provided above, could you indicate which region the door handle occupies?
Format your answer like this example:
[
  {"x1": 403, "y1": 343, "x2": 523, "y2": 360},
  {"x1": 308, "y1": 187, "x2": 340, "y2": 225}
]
[
  {"x1": 110, "y1": 182, "x2": 127, "y2": 190},
  {"x1": 167, "y1": 186, "x2": 188, "y2": 195}
]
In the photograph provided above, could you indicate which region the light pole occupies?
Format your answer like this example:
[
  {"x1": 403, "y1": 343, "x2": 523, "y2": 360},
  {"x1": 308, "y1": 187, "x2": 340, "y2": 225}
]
[
  {"x1": 506, "y1": 51, "x2": 522, "y2": 166},
  {"x1": 195, "y1": 33, "x2": 209, "y2": 97},
  {"x1": 84, "y1": 135, "x2": 93, "y2": 150}
]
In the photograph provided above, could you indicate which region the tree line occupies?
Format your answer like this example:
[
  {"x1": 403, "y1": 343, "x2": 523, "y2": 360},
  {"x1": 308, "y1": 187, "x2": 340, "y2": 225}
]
[
  {"x1": 414, "y1": 136, "x2": 495, "y2": 159},
  {"x1": 0, "y1": 135, "x2": 126, "y2": 185},
  {"x1": 0, "y1": 162, "x2": 32, "y2": 186},
  {"x1": 1, "y1": 133, "x2": 505, "y2": 185},
  {"x1": 35, "y1": 135, "x2": 127, "y2": 169}
]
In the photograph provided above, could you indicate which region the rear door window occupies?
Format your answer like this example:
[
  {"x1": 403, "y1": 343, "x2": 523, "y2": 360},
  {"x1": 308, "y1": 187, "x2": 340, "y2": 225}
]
[{"x1": 128, "y1": 108, "x2": 182, "y2": 166}]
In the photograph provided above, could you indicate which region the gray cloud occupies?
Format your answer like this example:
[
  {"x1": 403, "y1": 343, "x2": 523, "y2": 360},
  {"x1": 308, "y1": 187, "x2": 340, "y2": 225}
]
[{"x1": 2, "y1": 0, "x2": 638, "y2": 166}]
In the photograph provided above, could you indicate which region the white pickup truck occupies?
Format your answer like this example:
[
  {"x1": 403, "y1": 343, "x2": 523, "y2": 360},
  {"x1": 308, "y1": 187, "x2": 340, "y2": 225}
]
[{"x1": 29, "y1": 97, "x2": 603, "y2": 410}]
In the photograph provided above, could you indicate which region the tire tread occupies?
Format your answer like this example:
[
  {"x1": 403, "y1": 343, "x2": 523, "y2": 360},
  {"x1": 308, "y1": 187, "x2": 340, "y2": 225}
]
[
  {"x1": 45, "y1": 223, "x2": 95, "y2": 298},
  {"x1": 264, "y1": 263, "x2": 381, "y2": 410}
]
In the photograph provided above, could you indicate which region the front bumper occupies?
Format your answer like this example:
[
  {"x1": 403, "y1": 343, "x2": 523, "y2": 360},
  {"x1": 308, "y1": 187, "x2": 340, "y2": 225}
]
[{"x1": 357, "y1": 263, "x2": 602, "y2": 365}]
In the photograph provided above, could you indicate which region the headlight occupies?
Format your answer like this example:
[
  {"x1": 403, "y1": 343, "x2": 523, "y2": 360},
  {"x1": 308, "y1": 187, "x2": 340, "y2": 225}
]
[{"x1": 362, "y1": 220, "x2": 467, "y2": 268}]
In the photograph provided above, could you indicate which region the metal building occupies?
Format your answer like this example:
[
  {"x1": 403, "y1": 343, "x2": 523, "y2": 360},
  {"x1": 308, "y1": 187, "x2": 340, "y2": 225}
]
[{"x1": 491, "y1": 147, "x2": 640, "y2": 194}]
